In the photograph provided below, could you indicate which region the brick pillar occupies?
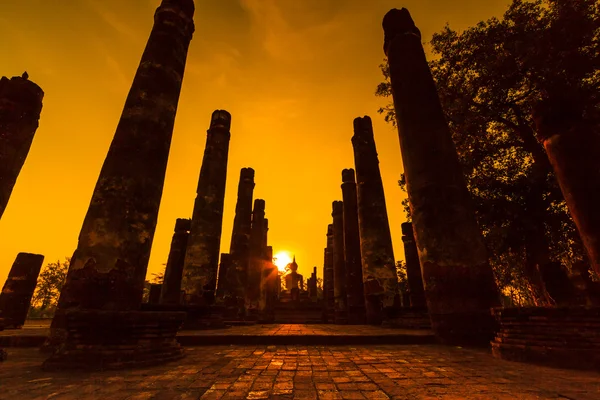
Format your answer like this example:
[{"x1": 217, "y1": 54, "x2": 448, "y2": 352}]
[
  {"x1": 332, "y1": 201, "x2": 348, "y2": 323},
  {"x1": 148, "y1": 284, "x2": 162, "y2": 305},
  {"x1": 383, "y1": 8, "x2": 500, "y2": 343},
  {"x1": 245, "y1": 199, "x2": 265, "y2": 318},
  {"x1": 341, "y1": 168, "x2": 366, "y2": 324},
  {"x1": 401, "y1": 223, "x2": 427, "y2": 309},
  {"x1": 227, "y1": 168, "x2": 255, "y2": 309},
  {"x1": 182, "y1": 110, "x2": 231, "y2": 306},
  {"x1": 0, "y1": 73, "x2": 44, "y2": 220},
  {"x1": 323, "y1": 225, "x2": 335, "y2": 320},
  {"x1": 215, "y1": 253, "x2": 232, "y2": 300},
  {"x1": 160, "y1": 218, "x2": 191, "y2": 305},
  {"x1": 0, "y1": 253, "x2": 44, "y2": 328},
  {"x1": 352, "y1": 116, "x2": 399, "y2": 325}
]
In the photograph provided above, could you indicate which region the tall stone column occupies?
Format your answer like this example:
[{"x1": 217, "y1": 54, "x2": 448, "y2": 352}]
[
  {"x1": 0, "y1": 73, "x2": 43, "y2": 220},
  {"x1": 383, "y1": 8, "x2": 500, "y2": 343},
  {"x1": 534, "y1": 95, "x2": 600, "y2": 277},
  {"x1": 324, "y1": 224, "x2": 335, "y2": 318},
  {"x1": 160, "y1": 218, "x2": 191, "y2": 305},
  {"x1": 401, "y1": 223, "x2": 427, "y2": 308},
  {"x1": 0, "y1": 253, "x2": 44, "y2": 328},
  {"x1": 245, "y1": 199, "x2": 265, "y2": 318},
  {"x1": 260, "y1": 246, "x2": 276, "y2": 321},
  {"x1": 182, "y1": 109, "x2": 231, "y2": 306},
  {"x1": 332, "y1": 201, "x2": 348, "y2": 323},
  {"x1": 228, "y1": 168, "x2": 255, "y2": 301},
  {"x1": 341, "y1": 169, "x2": 366, "y2": 324},
  {"x1": 352, "y1": 116, "x2": 399, "y2": 325},
  {"x1": 215, "y1": 253, "x2": 232, "y2": 299},
  {"x1": 46, "y1": 0, "x2": 194, "y2": 369}
]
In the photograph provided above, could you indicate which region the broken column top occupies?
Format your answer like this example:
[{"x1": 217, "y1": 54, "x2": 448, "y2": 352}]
[
  {"x1": 342, "y1": 168, "x2": 356, "y2": 183},
  {"x1": 401, "y1": 222, "x2": 414, "y2": 237},
  {"x1": 353, "y1": 116, "x2": 373, "y2": 135},
  {"x1": 332, "y1": 201, "x2": 344, "y2": 216},
  {"x1": 210, "y1": 109, "x2": 231, "y2": 131},
  {"x1": 382, "y1": 8, "x2": 421, "y2": 55},
  {"x1": 0, "y1": 72, "x2": 44, "y2": 110},
  {"x1": 253, "y1": 198, "x2": 265, "y2": 211},
  {"x1": 240, "y1": 167, "x2": 255, "y2": 180},
  {"x1": 175, "y1": 218, "x2": 192, "y2": 232},
  {"x1": 161, "y1": 0, "x2": 195, "y2": 17}
]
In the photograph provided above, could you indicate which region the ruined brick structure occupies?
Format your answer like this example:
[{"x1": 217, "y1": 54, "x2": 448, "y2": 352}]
[
  {"x1": 160, "y1": 218, "x2": 191, "y2": 305},
  {"x1": 383, "y1": 8, "x2": 500, "y2": 343},
  {"x1": 245, "y1": 199, "x2": 266, "y2": 318},
  {"x1": 352, "y1": 116, "x2": 400, "y2": 325},
  {"x1": 182, "y1": 110, "x2": 231, "y2": 306},
  {"x1": 0, "y1": 73, "x2": 44, "y2": 219},
  {"x1": 401, "y1": 223, "x2": 427, "y2": 309},
  {"x1": 0, "y1": 253, "x2": 44, "y2": 328},
  {"x1": 332, "y1": 201, "x2": 348, "y2": 323}
]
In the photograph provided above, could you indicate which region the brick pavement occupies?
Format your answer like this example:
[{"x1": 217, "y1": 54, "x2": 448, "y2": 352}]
[{"x1": 1, "y1": 345, "x2": 598, "y2": 400}]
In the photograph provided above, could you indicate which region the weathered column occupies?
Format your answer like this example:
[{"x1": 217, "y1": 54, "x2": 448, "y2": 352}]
[
  {"x1": 341, "y1": 169, "x2": 366, "y2": 324},
  {"x1": 401, "y1": 223, "x2": 427, "y2": 309},
  {"x1": 215, "y1": 253, "x2": 232, "y2": 299},
  {"x1": 228, "y1": 168, "x2": 255, "y2": 302},
  {"x1": 0, "y1": 73, "x2": 44, "y2": 220},
  {"x1": 148, "y1": 284, "x2": 162, "y2": 305},
  {"x1": 46, "y1": 0, "x2": 194, "y2": 369},
  {"x1": 0, "y1": 253, "x2": 44, "y2": 328},
  {"x1": 160, "y1": 218, "x2": 191, "y2": 305},
  {"x1": 383, "y1": 8, "x2": 500, "y2": 343},
  {"x1": 352, "y1": 117, "x2": 400, "y2": 325},
  {"x1": 181, "y1": 109, "x2": 231, "y2": 306},
  {"x1": 245, "y1": 199, "x2": 265, "y2": 318},
  {"x1": 534, "y1": 95, "x2": 600, "y2": 277},
  {"x1": 325, "y1": 224, "x2": 335, "y2": 317},
  {"x1": 332, "y1": 201, "x2": 348, "y2": 323},
  {"x1": 260, "y1": 246, "x2": 277, "y2": 321}
]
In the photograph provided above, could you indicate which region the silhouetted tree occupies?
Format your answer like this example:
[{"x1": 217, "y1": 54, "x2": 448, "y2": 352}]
[
  {"x1": 396, "y1": 261, "x2": 408, "y2": 305},
  {"x1": 316, "y1": 277, "x2": 324, "y2": 299},
  {"x1": 377, "y1": 0, "x2": 600, "y2": 305},
  {"x1": 28, "y1": 258, "x2": 69, "y2": 318}
]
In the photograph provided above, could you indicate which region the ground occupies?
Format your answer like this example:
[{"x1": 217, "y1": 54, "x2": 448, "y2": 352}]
[{"x1": 2, "y1": 343, "x2": 599, "y2": 400}]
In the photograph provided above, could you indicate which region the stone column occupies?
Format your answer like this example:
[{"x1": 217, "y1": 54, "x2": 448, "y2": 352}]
[
  {"x1": 181, "y1": 109, "x2": 231, "y2": 306},
  {"x1": 352, "y1": 116, "x2": 399, "y2": 325},
  {"x1": 228, "y1": 168, "x2": 255, "y2": 302},
  {"x1": 148, "y1": 284, "x2": 162, "y2": 305},
  {"x1": 534, "y1": 95, "x2": 600, "y2": 277},
  {"x1": 0, "y1": 253, "x2": 44, "y2": 328},
  {"x1": 332, "y1": 201, "x2": 348, "y2": 323},
  {"x1": 260, "y1": 246, "x2": 276, "y2": 321},
  {"x1": 341, "y1": 169, "x2": 366, "y2": 324},
  {"x1": 46, "y1": 0, "x2": 194, "y2": 369},
  {"x1": 325, "y1": 224, "x2": 335, "y2": 316},
  {"x1": 245, "y1": 199, "x2": 265, "y2": 318},
  {"x1": 160, "y1": 218, "x2": 191, "y2": 305},
  {"x1": 215, "y1": 253, "x2": 232, "y2": 300},
  {"x1": 0, "y1": 73, "x2": 44, "y2": 220},
  {"x1": 383, "y1": 8, "x2": 500, "y2": 343},
  {"x1": 401, "y1": 223, "x2": 427, "y2": 309}
]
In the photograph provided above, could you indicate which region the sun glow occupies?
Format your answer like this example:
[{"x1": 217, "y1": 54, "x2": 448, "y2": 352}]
[{"x1": 273, "y1": 251, "x2": 293, "y2": 272}]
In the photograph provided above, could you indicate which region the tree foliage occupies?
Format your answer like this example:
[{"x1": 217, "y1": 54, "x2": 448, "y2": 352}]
[
  {"x1": 28, "y1": 258, "x2": 69, "y2": 318},
  {"x1": 377, "y1": 0, "x2": 600, "y2": 304}
]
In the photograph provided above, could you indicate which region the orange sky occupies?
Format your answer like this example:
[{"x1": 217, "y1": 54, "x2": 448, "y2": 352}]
[{"x1": 0, "y1": 0, "x2": 511, "y2": 285}]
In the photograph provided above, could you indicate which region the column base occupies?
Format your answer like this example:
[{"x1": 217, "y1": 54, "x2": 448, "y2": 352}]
[
  {"x1": 491, "y1": 306, "x2": 600, "y2": 370},
  {"x1": 430, "y1": 311, "x2": 497, "y2": 346},
  {"x1": 334, "y1": 311, "x2": 348, "y2": 324},
  {"x1": 42, "y1": 310, "x2": 185, "y2": 371},
  {"x1": 383, "y1": 307, "x2": 431, "y2": 329}
]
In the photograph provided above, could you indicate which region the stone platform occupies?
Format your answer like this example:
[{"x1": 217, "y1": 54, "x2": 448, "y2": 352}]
[
  {"x1": 1, "y1": 344, "x2": 599, "y2": 399},
  {"x1": 0, "y1": 321, "x2": 435, "y2": 347}
]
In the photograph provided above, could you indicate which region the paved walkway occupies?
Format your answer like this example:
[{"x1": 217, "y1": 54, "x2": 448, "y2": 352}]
[{"x1": 1, "y1": 345, "x2": 598, "y2": 400}]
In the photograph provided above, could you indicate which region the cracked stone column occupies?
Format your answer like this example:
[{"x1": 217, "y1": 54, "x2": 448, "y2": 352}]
[
  {"x1": 215, "y1": 253, "x2": 232, "y2": 300},
  {"x1": 245, "y1": 199, "x2": 265, "y2": 318},
  {"x1": 47, "y1": 1, "x2": 195, "y2": 362},
  {"x1": 228, "y1": 168, "x2": 255, "y2": 303},
  {"x1": 324, "y1": 224, "x2": 335, "y2": 319},
  {"x1": 181, "y1": 109, "x2": 231, "y2": 306},
  {"x1": 260, "y1": 246, "x2": 277, "y2": 321},
  {"x1": 0, "y1": 73, "x2": 44, "y2": 220},
  {"x1": 534, "y1": 94, "x2": 600, "y2": 277},
  {"x1": 352, "y1": 116, "x2": 400, "y2": 325},
  {"x1": 341, "y1": 169, "x2": 366, "y2": 324},
  {"x1": 332, "y1": 201, "x2": 348, "y2": 323},
  {"x1": 383, "y1": 8, "x2": 500, "y2": 343},
  {"x1": 0, "y1": 253, "x2": 44, "y2": 328},
  {"x1": 401, "y1": 222, "x2": 427, "y2": 309},
  {"x1": 160, "y1": 218, "x2": 191, "y2": 305}
]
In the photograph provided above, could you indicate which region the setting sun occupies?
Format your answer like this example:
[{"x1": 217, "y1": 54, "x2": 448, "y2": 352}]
[{"x1": 273, "y1": 251, "x2": 293, "y2": 272}]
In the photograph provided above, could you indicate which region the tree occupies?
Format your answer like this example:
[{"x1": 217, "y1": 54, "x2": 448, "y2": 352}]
[
  {"x1": 396, "y1": 260, "x2": 409, "y2": 306},
  {"x1": 28, "y1": 258, "x2": 69, "y2": 318},
  {"x1": 316, "y1": 277, "x2": 324, "y2": 299},
  {"x1": 377, "y1": 0, "x2": 600, "y2": 305}
]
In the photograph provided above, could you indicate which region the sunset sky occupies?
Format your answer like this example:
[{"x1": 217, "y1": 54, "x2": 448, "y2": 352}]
[{"x1": 0, "y1": 0, "x2": 511, "y2": 285}]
